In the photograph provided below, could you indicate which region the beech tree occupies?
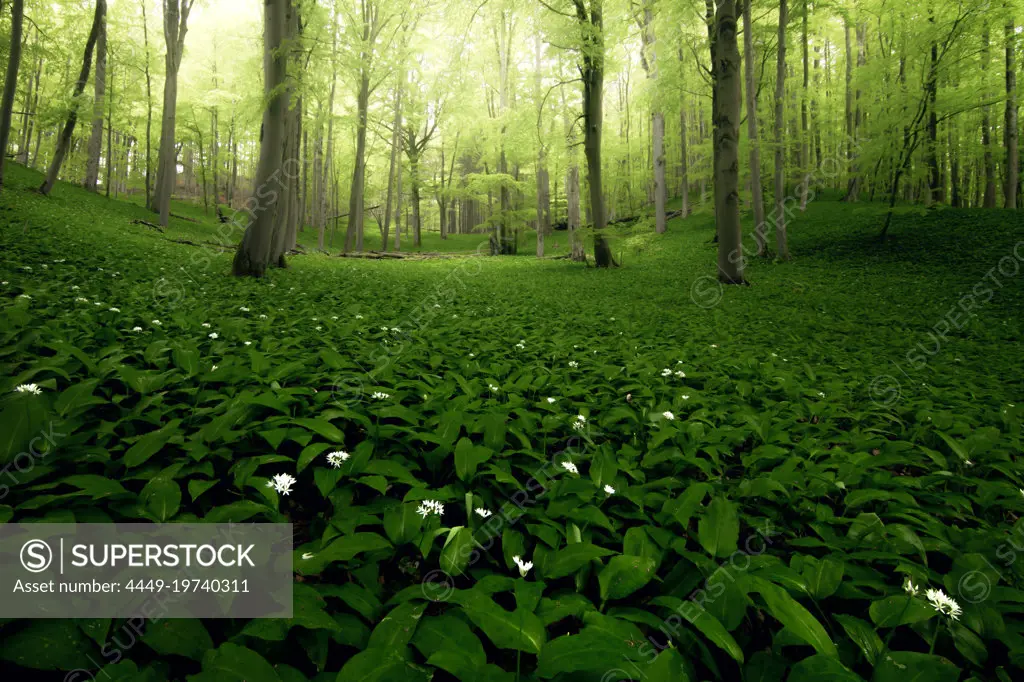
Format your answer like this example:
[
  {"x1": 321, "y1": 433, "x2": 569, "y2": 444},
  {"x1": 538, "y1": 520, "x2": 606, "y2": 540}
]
[
  {"x1": 0, "y1": 0, "x2": 24, "y2": 189},
  {"x1": 153, "y1": 0, "x2": 195, "y2": 227}
]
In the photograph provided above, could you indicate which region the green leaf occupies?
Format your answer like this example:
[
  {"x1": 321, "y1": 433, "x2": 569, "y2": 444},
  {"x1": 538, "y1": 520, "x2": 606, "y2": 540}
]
[
  {"x1": 335, "y1": 647, "x2": 429, "y2": 681},
  {"x1": 291, "y1": 417, "x2": 345, "y2": 443},
  {"x1": 871, "y1": 652, "x2": 960, "y2": 682},
  {"x1": 455, "y1": 437, "x2": 492, "y2": 481},
  {"x1": 536, "y1": 628, "x2": 642, "y2": 678},
  {"x1": 652, "y1": 596, "x2": 744, "y2": 663},
  {"x1": 368, "y1": 602, "x2": 426, "y2": 649},
  {"x1": 787, "y1": 654, "x2": 863, "y2": 682},
  {"x1": 143, "y1": 619, "x2": 213, "y2": 660},
  {"x1": 868, "y1": 595, "x2": 937, "y2": 627},
  {"x1": 195, "y1": 643, "x2": 281, "y2": 682},
  {"x1": 0, "y1": 620, "x2": 97, "y2": 670},
  {"x1": 802, "y1": 556, "x2": 844, "y2": 600},
  {"x1": 544, "y1": 542, "x2": 618, "y2": 579},
  {"x1": 746, "y1": 576, "x2": 837, "y2": 657},
  {"x1": 835, "y1": 614, "x2": 884, "y2": 665},
  {"x1": 698, "y1": 497, "x2": 739, "y2": 557},
  {"x1": 412, "y1": 614, "x2": 486, "y2": 680},
  {"x1": 457, "y1": 591, "x2": 546, "y2": 654},
  {"x1": 297, "y1": 533, "x2": 393, "y2": 574},
  {"x1": 598, "y1": 554, "x2": 657, "y2": 601},
  {"x1": 140, "y1": 476, "x2": 181, "y2": 522},
  {"x1": 123, "y1": 419, "x2": 182, "y2": 468},
  {"x1": 440, "y1": 526, "x2": 477, "y2": 576},
  {"x1": 297, "y1": 443, "x2": 334, "y2": 474}
]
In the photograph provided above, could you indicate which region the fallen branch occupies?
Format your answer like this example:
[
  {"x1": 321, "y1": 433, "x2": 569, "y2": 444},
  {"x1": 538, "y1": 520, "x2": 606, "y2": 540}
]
[{"x1": 131, "y1": 219, "x2": 165, "y2": 233}]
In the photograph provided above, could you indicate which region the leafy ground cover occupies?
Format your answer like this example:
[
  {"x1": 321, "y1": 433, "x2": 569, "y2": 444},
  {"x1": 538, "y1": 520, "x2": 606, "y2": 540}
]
[{"x1": 2, "y1": 162, "x2": 1024, "y2": 681}]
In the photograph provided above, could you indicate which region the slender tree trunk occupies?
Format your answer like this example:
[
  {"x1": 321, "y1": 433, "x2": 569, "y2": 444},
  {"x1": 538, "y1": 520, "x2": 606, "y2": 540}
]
[
  {"x1": 104, "y1": 47, "x2": 113, "y2": 198},
  {"x1": 798, "y1": 1, "x2": 809, "y2": 210},
  {"x1": 154, "y1": 0, "x2": 193, "y2": 226},
  {"x1": 640, "y1": 1, "x2": 666, "y2": 233},
  {"x1": 83, "y1": 4, "x2": 107, "y2": 191},
  {"x1": 1006, "y1": 16, "x2": 1019, "y2": 209},
  {"x1": 383, "y1": 69, "x2": 403, "y2": 251},
  {"x1": 926, "y1": 14, "x2": 940, "y2": 204},
  {"x1": 773, "y1": 0, "x2": 790, "y2": 259},
  {"x1": 345, "y1": 73, "x2": 370, "y2": 252},
  {"x1": 394, "y1": 139, "x2": 403, "y2": 251},
  {"x1": 743, "y1": 0, "x2": 766, "y2": 255},
  {"x1": 0, "y1": 0, "x2": 24, "y2": 187},
  {"x1": 16, "y1": 27, "x2": 34, "y2": 166},
  {"x1": 233, "y1": 0, "x2": 288, "y2": 277},
  {"x1": 40, "y1": 0, "x2": 104, "y2": 195},
  {"x1": 140, "y1": 0, "x2": 153, "y2": 208},
  {"x1": 713, "y1": 0, "x2": 745, "y2": 283}
]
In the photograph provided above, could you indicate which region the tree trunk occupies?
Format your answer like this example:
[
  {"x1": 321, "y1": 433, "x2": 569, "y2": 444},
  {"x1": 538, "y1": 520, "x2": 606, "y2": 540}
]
[
  {"x1": 40, "y1": 0, "x2": 104, "y2": 196},
  {"x1": 141, "y1": 0, "x2": 153, "y2": 208},
  {"x1": 153, "y1": 0, "x2": 192, "y2": 226},
  {"x1": 83, "y1": 3, "x2": 106, "y2": 191},
  {"x1": 743, "y1": 0, "x2": 766, "y2": 256},
  {"x1": 640, "y1": 1, "x2": 666, "y2": 233},
  {"x1": 233, "y1": 0, "x2": 288, "y2": 277},
  {"x1": 382, "y1": 69, "x2": 403, "y2": 251},
  {"x1": 713, "y1": 0, "x2": 745, "y2": 283},
  {"x1": 773, "y1": 0, "x2": 790, "y2": 259},
  {"x1": 798, "y1": 1, "x2": 809, "y2": 211},
  {"x1": 0, "y1": 0, "x2": 24, "y2": 188},
  {"x1": 104, "y1": 47, "x2": 113, "y2": 198},
  {"x1": 1006, "y1": 16, "x2": 1019, "y2": 209},
  {"x1": 578, "y1": 1, "x2": 614, "y2": 266}
]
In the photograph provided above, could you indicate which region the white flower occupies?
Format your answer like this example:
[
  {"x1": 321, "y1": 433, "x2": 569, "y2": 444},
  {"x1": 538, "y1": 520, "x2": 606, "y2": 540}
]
[
  {"x1": 516, "y1": 342, "x2": 525, "y2": 349},
  {"x1": 132, "y1": 326, "x2": 143, "y2": 332},
  {"x1": 561, "y1": 461, "x2": 579, "y2": 475},
  {"x1": 818, "y1": 391, "x2": 826, "y2": 398},
  {"x1": 331, "y1": 315, "x2": 339, "y2": 320},
  {"x1": 381, "y1": 326, "x2": 389, "y2": 331},
  {"x1": 512, "y1": 555, "x2": 533, "y2": 577},
  {"x1": 474, "y1": 507, "x2": 493, "y2": 518},
  {"x1": 21, "y1": 265, "x2": 31, "y2": 271},
  {"x1": 211, "y1": 365, "x2": 218, "y2": 371},
  {"x1": 202, "y1": 323, "x2": 211, "y2": 328},
  {"x1": 568, "y1": 361, "x2": 579, "y2": 368},
  {"x1": 17, "y1": 294, "x2": 31, "y2": 300},
  {"x1": 469, "y1": 353, "x2": 475, "y2": 358},
  {"x1": 355, "y1": 314, "x2": 364, "y2": 319},
  {"x1": 259, "y1": 314, "x2": 268, "y2": 319},
  {"x1": 836, "y1": 481, "x2": 846, "y2": 489},
  {"x1": 313, "y1": 318, "x2": 319, "y2": 321},
  {"x1": 682, "y1": 394, "x2": 690, "y2": 400},
  {"x1": 76, "y1": 296, "x2": 89, "y2": 303},
  {"x1": 271, "y1": 473, "x2": 297, "y2": 496},
  {"x1": 326, "y1": 451, "x2": 350, "y2": 468},
  {"x1": 94, "y1": 301, "x2": 102, "y2": 306},
  {"x1": 662, "y1": 411, "x2": 675, "y2": 421},
  {"x1": 603, "y1": 485, "x2": 616, "y2": 495},
  {"x1": 315, "y1": 326, "x2": 322, "y2": 331},
  {"x1": 434, "y1": 304, "x2": 441, "y2": 308},
  {"x1": 301, "y1": 552, "x2": 315, "y2": 560},
  {"x1": 244, "y1": 341, "x2": 252, "y2": 346},
  {"x1": 151, "y1": 319, "x2": 161, "y2": 326},
  {"x1": 265, "y1": 480, "x2": 275, "y2": 488},
  {"x1": 14, "y1": 383, "x2": 42, "y2": 395},
  {"x1": 488, "y1": 384, "x2": 499, "y2": 392},
  {"x1": 372, "y1": 391, "x2": 390, "y2": 400},
  {"x1": 571, "y1": 414, "x2": 586, "y2": 431},
  {"x1": 661, "y1": 368, "x2": 672, "y2": 377},
  {"x1": 391, "y1": 327, "x2": 401, "y2": 333},
  {"x1": 925, "y1": 588, "x2": 962, "y2": 620},
  {"x1": 239, "y1": 306, "x2": 250, "y2": 312},
  {"x1": 964, "y1": 459, "x2": 974, "y2": 467},
  {"x1": 903, "y1": 578, "x2": 919, "y2": 596},
  {"x1": 208, "y1": 332, "x2": 219, "y2": 340},
  {"x1": 108, "y1": 307, "x2": 120, "y2": 313},
  {"x1": 710, "y1": 344, "x2": 718, "y2": 348},
  {"x1": 546, "y1": 397, "x2": 556, "y2": 404},
  {"x1": 674, "y1": 371, "x2": 686, "y2": 378},
  {"x1": 416, "y1": 499, "x2": 444, "y2": 517},
  {"x1": 71, "y1": 285, "x2": 79, "y2": 290}
]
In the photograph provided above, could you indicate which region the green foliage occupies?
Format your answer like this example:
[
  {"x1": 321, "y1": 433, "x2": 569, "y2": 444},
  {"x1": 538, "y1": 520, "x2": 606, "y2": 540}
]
[{"x1": 1, "y1": 162, "x2": 1024, "y2": 681}]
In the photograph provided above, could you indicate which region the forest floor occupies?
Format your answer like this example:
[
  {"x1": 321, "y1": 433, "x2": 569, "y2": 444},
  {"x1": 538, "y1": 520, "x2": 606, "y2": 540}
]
[{"x1": 2, "y1": 161, "x2": 1024, "y2": 681}]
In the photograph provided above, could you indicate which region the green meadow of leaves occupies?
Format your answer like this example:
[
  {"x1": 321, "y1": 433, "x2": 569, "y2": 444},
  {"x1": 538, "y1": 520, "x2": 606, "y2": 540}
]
[{"x1": 1, "y1": 163, "x2": 1024, "y2": 680}]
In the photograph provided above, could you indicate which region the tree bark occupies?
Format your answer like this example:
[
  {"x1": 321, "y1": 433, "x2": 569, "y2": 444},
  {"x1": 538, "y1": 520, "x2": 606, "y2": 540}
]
[
  {"x1": 639, "y1": 1, "x2": 666, "y2": 233},
  {"x1": 153, "y1": 0, "x2": 194, "y2": 226},
  {"x1": 743, "y1": 0, "x2": 766, "y2": 255},
  {"x1": 773, "y1": 0, "x2": 790, "y2": 259},
  {"x1": 233, "y1": 0, "x2": 288, "y2": 277},
  {"x1": 1006, "y1": 16, "x2": 1019, "y2": 209},
  {"x1": 0, "y1": 0, "x2": 24, "y2": 188},
  {"x1": 798, "y1": 1, "x2": 809, "y2": 210},
  {"x1": 40, "y1": 0, "x2": 104, "y2": 195},
  {"x1": 713, "y1": 0, "x2": 745, "y2": 283},
  {"x1": 83, "y1": 4, "x2": 106, "y2": 191}
]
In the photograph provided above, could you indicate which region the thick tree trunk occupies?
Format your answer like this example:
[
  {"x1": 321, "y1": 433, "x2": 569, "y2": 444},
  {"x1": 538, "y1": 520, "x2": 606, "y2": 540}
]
[
  {"x1": 1006, "y1": 17, "x2": 1019, "y2": 209},
  {"x1": 83, "y1": 4, "x2": 106, "y2": 191},
  {"x1": 345, "y1": 70, "x2": 370, "y2": 252},
  {"x1": 40, "y1": 0, "x2": 104, "y2": 195},
  {"x1": 713, "y1": 0, "x2": 745, "y2": 283},
  {"x1": 0, "y1": 0, "x2": 24, "y2": 187},
  {"x1": 232, "y1": 0, "x2": 288, "y2": 277},
  {"x1": 773, "y1": 0, "x2": 790, "y2": 259},
  {"x1": 743, "y1": 0, "x2": 766, "y2": 256},
  {"x1": 578, "y1": 1, "x2": 614, "y2": 267}
]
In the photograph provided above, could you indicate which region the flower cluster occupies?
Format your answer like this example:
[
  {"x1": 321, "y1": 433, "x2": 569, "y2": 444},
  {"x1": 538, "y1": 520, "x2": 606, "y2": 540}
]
[{"x1": 417, "y1": 499, "x2": 444, "y2": 518}]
